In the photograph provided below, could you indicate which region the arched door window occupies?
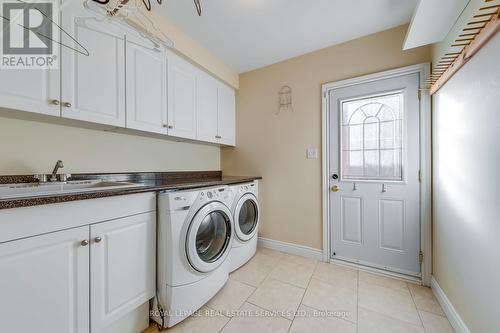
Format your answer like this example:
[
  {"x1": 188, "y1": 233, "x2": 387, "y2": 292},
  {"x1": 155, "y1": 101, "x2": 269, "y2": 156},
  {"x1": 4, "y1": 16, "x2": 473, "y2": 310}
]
[{"x1": 340, "y1": 92, "x2": 404, "y2": 181}]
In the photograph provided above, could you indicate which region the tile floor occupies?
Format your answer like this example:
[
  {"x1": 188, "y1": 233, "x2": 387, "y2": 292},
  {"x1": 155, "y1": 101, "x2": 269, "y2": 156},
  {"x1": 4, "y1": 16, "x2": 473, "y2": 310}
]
[{"x1": 144, "y1": 247, "x2": 454, "y2": 333}]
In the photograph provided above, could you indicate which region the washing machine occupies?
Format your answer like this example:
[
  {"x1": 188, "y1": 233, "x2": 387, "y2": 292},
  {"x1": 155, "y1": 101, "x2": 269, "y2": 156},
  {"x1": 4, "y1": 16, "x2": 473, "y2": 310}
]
[
  {"x1": 153, "y1": 186, "x2": 234, "y2": 328},
  {"x1": 228, "y1": 181, "x2": 260, "y2": 272}
]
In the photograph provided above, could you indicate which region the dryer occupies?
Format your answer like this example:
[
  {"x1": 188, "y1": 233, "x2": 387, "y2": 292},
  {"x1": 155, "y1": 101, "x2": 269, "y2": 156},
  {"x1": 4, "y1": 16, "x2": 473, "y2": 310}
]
[
  {"x1": 153, "y1": 186, "x2": 234, "y2": 328},
  {"x1": 228, "y1": 181, "x2": 260, "y2": 272}
]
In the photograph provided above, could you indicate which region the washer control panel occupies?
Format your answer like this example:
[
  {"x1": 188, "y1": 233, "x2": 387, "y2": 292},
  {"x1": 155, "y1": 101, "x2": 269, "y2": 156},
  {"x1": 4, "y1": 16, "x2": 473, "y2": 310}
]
[{"x1": 198, "y1": 186, "x2": 233, "y2": 206}]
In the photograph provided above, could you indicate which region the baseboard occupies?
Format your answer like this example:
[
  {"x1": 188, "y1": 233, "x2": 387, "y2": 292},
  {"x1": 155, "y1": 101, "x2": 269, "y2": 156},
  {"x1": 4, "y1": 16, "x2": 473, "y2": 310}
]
[
  {"x1": 257, "y1": 237, "x2": 323, "y2": 260},
  {"x1": 431, "y1": 276, "x2": 470, "y2": 333}
]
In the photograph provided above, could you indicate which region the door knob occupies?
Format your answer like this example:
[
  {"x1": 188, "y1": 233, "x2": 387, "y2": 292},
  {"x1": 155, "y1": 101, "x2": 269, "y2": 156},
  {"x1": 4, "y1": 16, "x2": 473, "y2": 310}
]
[{"x1": 331, "y1": 185, "x2": 340, "y2": 192}]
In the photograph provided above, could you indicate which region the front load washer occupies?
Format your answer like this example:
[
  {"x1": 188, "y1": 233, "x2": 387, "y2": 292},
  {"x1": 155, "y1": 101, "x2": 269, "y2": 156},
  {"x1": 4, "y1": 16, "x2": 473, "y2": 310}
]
[
  {"x1": 153, "y1": 186, "x2": 234, "y2": 328},
  {"x1": 228, "y1": 181, "x2": 260, "y2": 272}
]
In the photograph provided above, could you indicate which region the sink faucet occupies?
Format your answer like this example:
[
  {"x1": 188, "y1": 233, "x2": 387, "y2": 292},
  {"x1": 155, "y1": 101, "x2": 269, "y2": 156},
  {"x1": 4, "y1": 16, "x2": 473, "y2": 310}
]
[{"x1": 50, "y1": 160, "x2": 64, "y2": 182}]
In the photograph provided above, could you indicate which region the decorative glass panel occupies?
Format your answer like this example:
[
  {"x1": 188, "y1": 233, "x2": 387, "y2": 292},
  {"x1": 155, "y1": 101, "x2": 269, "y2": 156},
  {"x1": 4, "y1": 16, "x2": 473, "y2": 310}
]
[{"x1": 341, "y1": 92, "x2": 404, "y2": 181}]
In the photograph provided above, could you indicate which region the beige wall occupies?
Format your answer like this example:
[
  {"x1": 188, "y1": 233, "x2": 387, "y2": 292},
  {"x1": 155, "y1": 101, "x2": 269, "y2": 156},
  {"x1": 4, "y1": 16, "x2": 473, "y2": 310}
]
[
  {"x1": 0, "y1": 117, "x2": 219, "y2": 175},
  {"x1": 221, "y1": 24, "x2": 431, "y2": 250}
]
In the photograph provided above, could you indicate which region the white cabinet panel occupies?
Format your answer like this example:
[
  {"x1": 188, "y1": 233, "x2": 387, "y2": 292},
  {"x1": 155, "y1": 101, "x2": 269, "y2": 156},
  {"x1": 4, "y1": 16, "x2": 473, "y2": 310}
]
[
  {"x1": 0, "y1": 226, "x2": 89, "y2": 333},
  {"x1": 196, "y1": 72, "x2": 219, "y2": 143},
  {"x1": 217, "y1": 83, "x2": 236, "y2": 146},
  {"x1": 0, "y1": 66, "x2": 59, "y2": 116},
  {"x1": 167, "y1": 51, "x2": 196, "y2": 139},
  {"x1": 126, "y1": 42, "x2": 167, "y2": 134},
  {"x1": 61, "y1": 3, "x2": 125, "y2": 127},
  {"x1": 90, "y1": 212, "x2": 156, "y2": 332}
]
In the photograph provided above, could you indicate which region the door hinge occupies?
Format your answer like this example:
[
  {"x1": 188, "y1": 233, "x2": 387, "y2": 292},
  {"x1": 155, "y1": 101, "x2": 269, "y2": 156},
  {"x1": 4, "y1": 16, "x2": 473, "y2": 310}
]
[
  {"x1": 418, "y1": 170, "x2": 422, "y2": 183},
  {"x1": 418, "y1": 89, "x2": 422, "y2": 101},
  {"x1": 419, "y1": 250, "x2": 424, "y2": 264},
  {"x1": 323, "y1": 91, "x2": 327, "y2": 98}
]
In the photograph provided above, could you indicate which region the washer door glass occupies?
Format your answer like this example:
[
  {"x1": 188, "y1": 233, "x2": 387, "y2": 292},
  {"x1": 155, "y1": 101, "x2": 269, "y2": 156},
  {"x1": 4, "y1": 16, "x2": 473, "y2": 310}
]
[
  {"x1": 196, "y1": 210, "x2": 231, "y2": 263},
  {"x1": 238, "y1": 199, "x2": 258, "y2": 235}
]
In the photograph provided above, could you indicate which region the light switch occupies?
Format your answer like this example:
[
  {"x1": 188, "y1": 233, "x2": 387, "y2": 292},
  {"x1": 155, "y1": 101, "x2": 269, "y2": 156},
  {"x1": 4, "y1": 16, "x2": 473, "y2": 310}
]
[{"x1": 306, "y1": 147, "x2": 319, "y2": 159}]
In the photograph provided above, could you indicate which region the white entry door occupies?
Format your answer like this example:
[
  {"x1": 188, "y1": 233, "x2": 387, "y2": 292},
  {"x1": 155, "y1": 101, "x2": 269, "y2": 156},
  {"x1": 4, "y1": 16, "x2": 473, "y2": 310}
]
[{"x1": 329, "y1": 72, "x2": 421, "y2": 277}]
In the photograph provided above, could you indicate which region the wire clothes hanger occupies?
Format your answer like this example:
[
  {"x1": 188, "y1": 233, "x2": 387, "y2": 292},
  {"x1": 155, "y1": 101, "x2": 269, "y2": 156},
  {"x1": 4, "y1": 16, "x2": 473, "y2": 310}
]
[
  {"x1": 82, "y1": 0, "x2": 173, "y2": 51},
  {"x1": 89, "y1": 0, "x2": 202, "y2": 16},
  {"x1": 0, "y1": 0, "x2": 90, "y2": 56},
  {"x1": 194, "y1": 0, "x2": 202, "y2": 16}
]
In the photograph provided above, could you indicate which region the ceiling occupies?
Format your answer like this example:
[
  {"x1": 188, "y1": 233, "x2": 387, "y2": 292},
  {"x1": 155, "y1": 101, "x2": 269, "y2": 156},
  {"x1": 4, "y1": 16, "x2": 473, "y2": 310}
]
[{"x1": 155, "y1": 0, "x2": 419, "y2": 73}]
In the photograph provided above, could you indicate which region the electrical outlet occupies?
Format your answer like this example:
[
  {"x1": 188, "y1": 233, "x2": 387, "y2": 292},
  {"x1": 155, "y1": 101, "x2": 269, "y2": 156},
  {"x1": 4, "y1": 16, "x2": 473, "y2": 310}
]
[{"x1": 306, "y1": 147, "x2": 319, "y2": 159}]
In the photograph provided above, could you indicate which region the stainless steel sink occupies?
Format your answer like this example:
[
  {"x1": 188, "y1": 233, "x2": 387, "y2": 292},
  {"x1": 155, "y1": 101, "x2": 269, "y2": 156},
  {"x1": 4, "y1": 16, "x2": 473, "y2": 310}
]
[{"x1": 0, "y1": 180, "x2": 146, "y2": 200}]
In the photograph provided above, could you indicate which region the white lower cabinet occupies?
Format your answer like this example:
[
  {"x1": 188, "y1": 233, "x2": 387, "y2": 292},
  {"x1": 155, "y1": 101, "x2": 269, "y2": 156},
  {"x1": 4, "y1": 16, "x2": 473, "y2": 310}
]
[
  {"x1": 0, "y1": 201, "x2": 156, "y2": 333},
  {"x1": 0, "y1": 226, "x2": 90, "y2": 333},
  {"x1": 90, "y1": 212, "x2": 156, "y2": 332}
]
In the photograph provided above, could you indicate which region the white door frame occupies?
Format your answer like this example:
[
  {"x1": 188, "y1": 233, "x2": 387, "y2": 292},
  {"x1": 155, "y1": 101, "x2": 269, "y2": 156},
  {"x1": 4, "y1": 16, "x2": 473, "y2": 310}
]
[{"x1": 321, "y1": 63, "x2": 432, "y2": 285}]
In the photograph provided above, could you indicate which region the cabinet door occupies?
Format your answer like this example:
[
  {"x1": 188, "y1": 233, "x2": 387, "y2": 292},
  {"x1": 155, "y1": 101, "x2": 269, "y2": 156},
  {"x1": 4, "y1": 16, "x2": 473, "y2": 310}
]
[
  {"x1": 217, "y1": 83, "x2": 236, "y2": 146},
  {"x1": 0, "y1": 226, "x2": 90, "y2": 333},
  {"x1": 90, "y1": 212, "x2": 156, "y2": 332},
  {"x1": 196, "y1": 71, "x2": 219, "y2": 143},
  {"x1": 126, "y1": 42, "x2": 168, "y2": 134},
  {"x1": 0, "y1": 65, "x2": 59, "y2": 117},
  {"x1": 60, "y1": 2, "x2": 126, "y2": 127},
  {"x1": 167, "y1": 50, "x2": 196, "y2": 139}
]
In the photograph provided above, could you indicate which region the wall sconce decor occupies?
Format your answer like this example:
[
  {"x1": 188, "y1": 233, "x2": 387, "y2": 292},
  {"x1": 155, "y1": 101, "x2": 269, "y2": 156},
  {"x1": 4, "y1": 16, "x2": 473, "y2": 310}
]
[{"x1": 277, "y1": 85, "x2": 293, "y2": 114}]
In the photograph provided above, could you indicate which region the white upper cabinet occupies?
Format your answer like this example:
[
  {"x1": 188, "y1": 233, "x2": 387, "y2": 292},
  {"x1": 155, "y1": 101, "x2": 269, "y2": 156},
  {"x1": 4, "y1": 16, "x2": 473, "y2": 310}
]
[
  {"x1": 196, "y1": 70, "x2": 236, "y2": 146},
  {"x1": 0, "y1": 226, "x2": 89, "y2": 333},
  {"x1": 60, "y1": 2, "x2": 126, "y2": 127},
  {"x1": 126, "y1": 41, "x2": 168, "y2": 134},
  {"x1": 0, "y1": 68, "x2": 60, "y2": 117},
  {"x1": 196, "y1": 71, "x2": 219, "y2": 142},
  {"x1": 167, "y1": 50, "x2": 197, "y2": 139},
  {"x1": 217, "y1": 83, "x2": 236, "y2": 146},
  {"x1": 0, "y1": 1, "x2": 236, "y2": 145},
  {"x1": 90, "y1": 212, "x2": 156, "y2": 333}
]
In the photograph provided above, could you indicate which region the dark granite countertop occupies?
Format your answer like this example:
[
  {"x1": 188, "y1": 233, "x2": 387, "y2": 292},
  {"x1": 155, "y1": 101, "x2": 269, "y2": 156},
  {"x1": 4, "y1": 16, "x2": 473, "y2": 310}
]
[{"x1": 0, "y1": 171, "x2": 261, "y2": 210}]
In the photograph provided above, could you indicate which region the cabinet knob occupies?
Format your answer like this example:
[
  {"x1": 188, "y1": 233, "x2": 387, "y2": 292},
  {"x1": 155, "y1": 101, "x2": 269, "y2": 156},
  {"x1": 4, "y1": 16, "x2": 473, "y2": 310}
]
[
  {"x1": 62, "y1": 102, "x2": 72, "y2": 108},
  {"x1": 167, "y1": 125, "x2": 174, "y2": 129},
  {"x1": 80, "y1": 239, "x2": 89, "y2": 246},
  {"x1": 215, "y1": 135, "x2": 221, "y2": 139},
  {"x1": 94, "y1": 236, "x2": 102, "y2": 243},
  {"x1": 50, "y1": 99, "x2": 60, "y2": 105}
]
